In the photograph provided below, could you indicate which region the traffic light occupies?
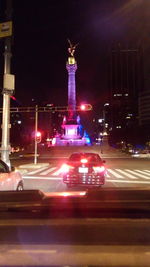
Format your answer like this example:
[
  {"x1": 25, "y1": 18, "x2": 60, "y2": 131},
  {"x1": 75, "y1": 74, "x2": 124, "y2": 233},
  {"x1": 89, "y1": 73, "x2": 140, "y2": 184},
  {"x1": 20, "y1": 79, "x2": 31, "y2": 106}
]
[
  {"x1": 79, "y1": 104, "x2": 92, "y2": 111},
  {"x1": 35, "y1": 131, "x2": 41, "y2": 143}
]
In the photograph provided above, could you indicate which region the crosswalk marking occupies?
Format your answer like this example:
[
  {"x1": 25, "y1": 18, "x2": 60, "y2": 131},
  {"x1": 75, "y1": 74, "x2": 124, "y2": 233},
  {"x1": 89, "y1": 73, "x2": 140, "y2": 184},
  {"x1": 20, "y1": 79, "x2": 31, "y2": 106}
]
[
  {"x1": 40, "y1": 167, "x2": 57, "y2": 175},
  {"x1": 143, "y1": 170, "x2": 150, "y2": 174},
  {"x1": 26, "y1": 167, "x2": 48, "y2": 175},
  {"x1": 24, "y1": 167, "x2": 150, "y2": 183},
  {"x1": 125, "y1": 169, "x2": 150, "y2": 179},
  {"x1": 52, "y1": 168, "x2": 63, "y2": 176},
  {"x1": 107, "y1": 169, "x2": 124, "y2": 178},
  {"x1": 115, "y1": 169, "x2": 136, "y2": 179},
  {"x1": 134, "y1": 170, "x2": 150, "y2": 179},
  {"x1": 106, "y1": 171, "x2": 110, "y2": 178}
]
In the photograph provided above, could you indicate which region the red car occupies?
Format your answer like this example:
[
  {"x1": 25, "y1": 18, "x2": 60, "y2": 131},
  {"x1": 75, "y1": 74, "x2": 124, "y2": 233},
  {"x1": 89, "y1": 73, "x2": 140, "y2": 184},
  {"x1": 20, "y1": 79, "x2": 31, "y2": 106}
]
[{"x1": 62, "y1": 152, "x2": 106, "y2": 187}]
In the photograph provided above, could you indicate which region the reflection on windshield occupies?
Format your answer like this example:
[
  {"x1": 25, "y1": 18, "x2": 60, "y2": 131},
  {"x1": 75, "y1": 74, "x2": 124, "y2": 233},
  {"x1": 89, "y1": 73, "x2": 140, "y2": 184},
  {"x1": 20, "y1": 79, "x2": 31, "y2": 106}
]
[{"x1": 0, "y1": 1, "x2": 150, "y2": 195}]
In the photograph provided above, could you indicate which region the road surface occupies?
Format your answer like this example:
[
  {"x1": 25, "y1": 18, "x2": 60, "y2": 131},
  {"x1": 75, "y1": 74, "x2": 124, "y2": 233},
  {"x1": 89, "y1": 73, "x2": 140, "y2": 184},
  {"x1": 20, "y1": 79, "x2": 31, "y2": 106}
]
[{"x1": 9, "y1": 147, "x2": 150, "y2": 192}]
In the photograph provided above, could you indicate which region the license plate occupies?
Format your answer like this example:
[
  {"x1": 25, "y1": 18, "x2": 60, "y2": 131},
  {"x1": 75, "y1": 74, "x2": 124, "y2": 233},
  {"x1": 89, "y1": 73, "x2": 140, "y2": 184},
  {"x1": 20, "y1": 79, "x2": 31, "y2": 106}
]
[{"x1": 79, "y1": 167, "x2": 88, "y2": 173}]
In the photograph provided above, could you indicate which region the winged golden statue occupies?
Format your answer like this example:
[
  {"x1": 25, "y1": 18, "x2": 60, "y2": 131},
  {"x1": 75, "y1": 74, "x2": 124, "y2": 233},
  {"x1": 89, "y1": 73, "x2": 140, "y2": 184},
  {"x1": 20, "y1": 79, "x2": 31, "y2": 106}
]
[{"x1": 67, "y1": 39, "x2": 79, "y2": 57}]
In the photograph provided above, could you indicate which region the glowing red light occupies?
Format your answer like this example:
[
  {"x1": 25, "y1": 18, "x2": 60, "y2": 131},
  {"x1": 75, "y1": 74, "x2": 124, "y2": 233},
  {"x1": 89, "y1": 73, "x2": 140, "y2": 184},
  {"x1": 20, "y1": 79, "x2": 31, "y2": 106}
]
[
  {"x1": 81, "y1": 158, "x2": 88, "y2": 164},
  {"x1": 80, "y1": 104, "x2": 86, "y2": 110},
  {"x1": 61, "y1": 163, "x2": 70, "y2": 173},
  {"x1": 10, "y1": 96, "x2": 16, "y2": 101},
  {"x1": 35, "y1": 131, "x2": 42, "y2": 143},
  {"x1": 36, "y1": 131, "x2": 41, "y2": 137},
  {"x1": 93, "y1": 166, "x2": 105, "y2": 173}
]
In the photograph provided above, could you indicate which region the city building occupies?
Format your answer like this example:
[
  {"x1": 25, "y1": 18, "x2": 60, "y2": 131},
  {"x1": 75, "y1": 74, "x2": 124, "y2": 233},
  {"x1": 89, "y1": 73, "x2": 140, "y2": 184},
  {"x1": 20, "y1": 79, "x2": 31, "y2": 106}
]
[
  {"x1": 139, "y1": 90, "x2": 150, "y2": 126},
  {"x1": 109, "y1": 43, "x2": 144, "y2": 130}
]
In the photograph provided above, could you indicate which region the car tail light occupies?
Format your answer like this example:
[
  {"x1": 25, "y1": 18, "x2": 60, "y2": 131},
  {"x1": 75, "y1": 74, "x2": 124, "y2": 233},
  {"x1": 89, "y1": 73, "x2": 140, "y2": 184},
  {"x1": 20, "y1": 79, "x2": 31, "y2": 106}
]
[
  {"x1": 93, "y1": 166, "x2": 105, "y2": 173},
  {"x1": 61, "y1": 163, "x2": 74, "y2": 173},
  {"x1": 81, "y1": 158, "x2": 88, "y2": 164}
]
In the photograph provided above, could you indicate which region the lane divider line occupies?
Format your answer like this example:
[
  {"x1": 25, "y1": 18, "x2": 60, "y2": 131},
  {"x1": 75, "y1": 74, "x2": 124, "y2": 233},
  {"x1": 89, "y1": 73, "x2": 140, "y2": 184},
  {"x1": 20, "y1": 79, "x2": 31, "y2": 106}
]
[
  {"x1": 106, "y1": 179, "x2": 150, "y2": 184},
  {"x1": 23, "y1": 176, "x2": 62, "y2": 180}
]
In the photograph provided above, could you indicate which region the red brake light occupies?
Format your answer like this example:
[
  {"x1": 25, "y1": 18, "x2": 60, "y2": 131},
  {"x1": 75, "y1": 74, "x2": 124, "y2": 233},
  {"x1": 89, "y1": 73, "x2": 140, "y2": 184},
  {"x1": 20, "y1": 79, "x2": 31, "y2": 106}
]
[
  {"x1": 93, "y1": 166, "x2": 105, "y2": 173},
  {"x1": 61, "y1": 163, "x2": 73, "y2": 173},
  {"x1": 81, "y1": 158, "x2": 88, "y2": 164}
]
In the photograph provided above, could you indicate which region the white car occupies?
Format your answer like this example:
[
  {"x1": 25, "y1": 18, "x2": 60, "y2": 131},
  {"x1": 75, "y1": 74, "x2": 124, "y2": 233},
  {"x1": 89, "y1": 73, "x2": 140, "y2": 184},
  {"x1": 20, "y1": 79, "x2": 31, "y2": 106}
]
[{"x1": 0, "y1": 160, "x2": 23, "y2": 191}]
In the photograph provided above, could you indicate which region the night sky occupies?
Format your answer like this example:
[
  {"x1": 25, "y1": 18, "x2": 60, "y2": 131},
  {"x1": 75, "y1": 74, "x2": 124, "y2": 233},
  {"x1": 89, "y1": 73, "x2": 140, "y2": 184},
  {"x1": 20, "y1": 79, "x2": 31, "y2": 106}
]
[{"x1": 0, "y1": 0, "x2": 150, "y2": 108}]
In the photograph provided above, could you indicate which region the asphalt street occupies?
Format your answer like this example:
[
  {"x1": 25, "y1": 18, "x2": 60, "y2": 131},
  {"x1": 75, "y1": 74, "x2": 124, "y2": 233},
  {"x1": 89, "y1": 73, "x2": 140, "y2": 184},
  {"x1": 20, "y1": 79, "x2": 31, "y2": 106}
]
[{"x1": 10, "y1": 146, "x2": 150, "y2": 193}]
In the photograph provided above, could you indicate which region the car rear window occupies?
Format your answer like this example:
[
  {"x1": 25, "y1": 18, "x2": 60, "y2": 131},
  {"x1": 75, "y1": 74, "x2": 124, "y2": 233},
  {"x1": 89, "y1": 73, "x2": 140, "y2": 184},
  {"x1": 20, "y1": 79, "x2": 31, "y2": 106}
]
[{"x1": 69, "y1": 154, "x2": 101, "y2": 163}]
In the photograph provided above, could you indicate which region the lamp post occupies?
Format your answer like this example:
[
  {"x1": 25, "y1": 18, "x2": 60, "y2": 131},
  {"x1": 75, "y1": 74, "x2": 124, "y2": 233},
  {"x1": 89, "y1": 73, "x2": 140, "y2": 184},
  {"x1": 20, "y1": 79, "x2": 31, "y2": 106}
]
[
  {"x1": 1, "y1": 0, "x2": 14, "y2": 168},
  {"x1": 34, "y1": 105, "x2": 38, "y2": 164},
  {"x1": 103, "y1": 103, "x2": 109, "y2": 134}
]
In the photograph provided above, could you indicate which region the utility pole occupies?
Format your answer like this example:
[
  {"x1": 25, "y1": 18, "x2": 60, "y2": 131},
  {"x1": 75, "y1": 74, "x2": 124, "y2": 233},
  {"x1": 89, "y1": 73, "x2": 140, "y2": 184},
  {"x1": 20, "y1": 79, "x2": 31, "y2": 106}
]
[
  {"x1": 1, "y1": 0, "x2": 14, "y2": 168},
  {"x1": 34, "y1": 105, "x2": 38, "y2": 164}
]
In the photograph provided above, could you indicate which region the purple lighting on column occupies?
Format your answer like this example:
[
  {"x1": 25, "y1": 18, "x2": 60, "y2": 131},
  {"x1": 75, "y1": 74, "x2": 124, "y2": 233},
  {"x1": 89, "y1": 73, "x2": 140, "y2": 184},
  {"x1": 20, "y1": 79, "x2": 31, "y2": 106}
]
[{"x1": 66, "y1": 60, "x2": 77, "y2": 120}]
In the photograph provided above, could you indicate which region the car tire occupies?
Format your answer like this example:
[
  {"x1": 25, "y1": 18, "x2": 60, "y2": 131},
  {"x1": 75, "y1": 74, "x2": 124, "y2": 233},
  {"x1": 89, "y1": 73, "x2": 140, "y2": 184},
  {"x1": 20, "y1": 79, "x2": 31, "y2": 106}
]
[{"x1": 16, "y1": 181, "x2": 24, "y2": 191}]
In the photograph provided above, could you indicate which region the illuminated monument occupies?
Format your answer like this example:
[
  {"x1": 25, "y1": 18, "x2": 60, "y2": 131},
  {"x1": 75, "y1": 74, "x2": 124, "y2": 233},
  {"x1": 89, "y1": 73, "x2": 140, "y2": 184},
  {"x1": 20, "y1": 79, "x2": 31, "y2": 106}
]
[{"x1": 53, "y1": 40, "x2": 91, "y2": 146}]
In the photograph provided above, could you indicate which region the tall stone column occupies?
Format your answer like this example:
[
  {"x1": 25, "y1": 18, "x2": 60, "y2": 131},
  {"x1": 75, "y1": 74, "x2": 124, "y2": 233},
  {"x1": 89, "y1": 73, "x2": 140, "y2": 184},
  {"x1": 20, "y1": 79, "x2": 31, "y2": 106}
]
[{"x1": 66, "y1": 57, "x2": 77, "y2": 120}]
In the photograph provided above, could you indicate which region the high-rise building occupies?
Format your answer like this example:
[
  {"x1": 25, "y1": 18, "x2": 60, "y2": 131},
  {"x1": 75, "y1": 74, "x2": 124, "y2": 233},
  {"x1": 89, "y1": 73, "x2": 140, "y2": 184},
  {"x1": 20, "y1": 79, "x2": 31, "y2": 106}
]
[
  {"x1": 109, "y1": 43, "x2": 144, "y2": 130},
  {"x1": 139, "y1": 90, "x2": 150, "y2": 126}
]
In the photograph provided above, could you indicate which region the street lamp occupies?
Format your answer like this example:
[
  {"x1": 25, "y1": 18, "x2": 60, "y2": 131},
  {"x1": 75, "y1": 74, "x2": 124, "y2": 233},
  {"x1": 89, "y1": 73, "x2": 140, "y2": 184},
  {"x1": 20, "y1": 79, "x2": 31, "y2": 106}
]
[
  {"x1": 104, "y1": 103, "x2": 109, "y2": 107},
  {"x1": 0, "y1": 3, "x2": 14, "y2": 168},
  {"x1": 103, "y1": 103, "x2": 109, "y2": 135}
]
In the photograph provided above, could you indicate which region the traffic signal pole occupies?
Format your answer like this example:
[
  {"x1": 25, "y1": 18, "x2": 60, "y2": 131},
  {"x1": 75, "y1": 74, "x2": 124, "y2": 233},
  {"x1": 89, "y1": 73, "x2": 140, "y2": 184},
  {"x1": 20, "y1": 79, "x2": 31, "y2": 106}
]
[
  {"x1": 34, "y1": 105, "x2": 38, "y2": 164},
  {"x1": 1, "y1": 0, "x2": 13, "y2": 168}
]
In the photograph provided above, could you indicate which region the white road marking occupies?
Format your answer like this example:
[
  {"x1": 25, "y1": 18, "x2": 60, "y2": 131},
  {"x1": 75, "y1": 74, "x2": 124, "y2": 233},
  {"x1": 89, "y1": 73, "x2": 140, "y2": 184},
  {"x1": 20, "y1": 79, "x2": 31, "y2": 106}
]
[
  {"x1": 23, "y1": 167, "x2": 150, "y2": 184},
  {"x1": 26, "y1": 167, "x2": 48, "y2": 175},
  {"x1": 52, "y1": 168, "x2": 63, "y2": 176},
  {"x1": 125, "y1": 169, "x2": 150, "y2": 179},
  {"x1": 23, "y1": 176, "x2": 62, "y2": 180},
  {"x1": 40, "y1": 167, "x2": 57, "y2": 175},
  {"x1": 106, "y1": 172, "x2": 110, "y2": 178},
  {"x1": 10, "y1": 249, "x2": 57, "y2": 254},
  {"x1": 108, "y1": 169, "x2": 124, "y2": 178},
  {"x1": 116, "y1": 169, "x2": 136, "y2": 179},
  {"x1": 134, "y1": 170, "x2": 150, "y2": 179},
  {"x1": 107, "y1": 179, "x2": 150, "y2": 184},
  {"x1": 144, "y1": 170, "x2": 150, "y2": 174}
]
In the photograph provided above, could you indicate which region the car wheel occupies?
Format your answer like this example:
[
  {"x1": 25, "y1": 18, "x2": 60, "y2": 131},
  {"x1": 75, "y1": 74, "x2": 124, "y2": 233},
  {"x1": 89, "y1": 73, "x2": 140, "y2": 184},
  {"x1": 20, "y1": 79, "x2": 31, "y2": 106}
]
[{"x1": 16, "y1": 181, "x2": 24, "y2": 191}]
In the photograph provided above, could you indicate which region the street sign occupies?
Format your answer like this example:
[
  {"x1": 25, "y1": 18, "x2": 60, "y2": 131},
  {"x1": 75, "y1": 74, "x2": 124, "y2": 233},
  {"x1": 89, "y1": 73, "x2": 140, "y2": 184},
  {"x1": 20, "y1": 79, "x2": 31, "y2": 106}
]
[
  {"x1": 3, "y1": 74, "x2": 15, "y2": 90},
  {"x1": 0, "y1": 21, "x2": 12, "y2": 38}
]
